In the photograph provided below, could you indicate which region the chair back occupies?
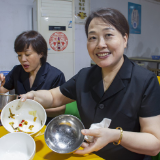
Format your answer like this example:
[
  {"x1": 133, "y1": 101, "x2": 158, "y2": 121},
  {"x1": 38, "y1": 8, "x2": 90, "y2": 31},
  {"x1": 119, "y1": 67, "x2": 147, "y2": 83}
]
[{"x1": 65, "y1": 101, "x2": 81, "y2": 119}]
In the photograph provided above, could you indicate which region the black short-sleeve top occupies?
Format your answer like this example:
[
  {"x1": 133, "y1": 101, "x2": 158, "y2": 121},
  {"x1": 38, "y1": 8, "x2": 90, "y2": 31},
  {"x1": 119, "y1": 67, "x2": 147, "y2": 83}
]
[
  {"x1": 60, "y1": 55, "x2": 160, "y2": 160},
  {"x1": 4, "y1": 62, "x2": 65, "y2": 94}
]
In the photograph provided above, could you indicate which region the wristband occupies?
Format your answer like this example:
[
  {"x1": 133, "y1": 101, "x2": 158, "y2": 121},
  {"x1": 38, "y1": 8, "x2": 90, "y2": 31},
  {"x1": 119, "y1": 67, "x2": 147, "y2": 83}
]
[{"x1": 113, "y1": 127, "x2": 123, "y2": 145}]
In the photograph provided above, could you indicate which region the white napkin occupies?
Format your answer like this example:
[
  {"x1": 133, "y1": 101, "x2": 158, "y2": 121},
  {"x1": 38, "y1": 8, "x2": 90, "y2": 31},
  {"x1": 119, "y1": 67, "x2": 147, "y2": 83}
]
[{"x1": 84, "y1": 118, "x2": 111, "y2": 143}]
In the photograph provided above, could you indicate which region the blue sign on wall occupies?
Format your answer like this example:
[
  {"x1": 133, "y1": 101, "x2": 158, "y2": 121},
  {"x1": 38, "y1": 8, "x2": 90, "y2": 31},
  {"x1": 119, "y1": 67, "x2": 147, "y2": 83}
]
[{"x1": 128, "y1": 2, "x2": 141, "y2": 34}]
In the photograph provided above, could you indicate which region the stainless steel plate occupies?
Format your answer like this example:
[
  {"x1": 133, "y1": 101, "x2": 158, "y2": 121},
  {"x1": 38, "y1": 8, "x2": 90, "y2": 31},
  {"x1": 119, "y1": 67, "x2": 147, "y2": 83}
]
[{"x1": 44, "y1": 115, "x2": 84, "y2": 154}]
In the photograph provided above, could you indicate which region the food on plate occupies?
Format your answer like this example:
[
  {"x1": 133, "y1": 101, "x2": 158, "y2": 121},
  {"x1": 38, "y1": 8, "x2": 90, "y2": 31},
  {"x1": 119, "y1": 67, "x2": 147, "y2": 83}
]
[
  {"x1": 8, "y1": 108, "x2": 15, "y2": 119},
  {"x1": 16, "y1": 127, "x2": 34, "y2": 134},
  {"x1": 29, "y1": 110, "x2": 37, "y2": 117},
  {"x1": 9, "y1": 119, "x2": 34, "y2": 134},
  {"x1": 29, "y1": 125, "x2": 34, "y2": 130},
  {"x1": 24, "y1": 120, "x2": 28, "y2": 125},
  {"x1": 9, "y1": 122, "x2": 18, "y2": 130},
  {"x1": 9, "y1": 122, "x2": 14, "y2": 126},
  {"x1": 33, "y1": 117, "x2": 37, "y2": 122},
  {"x1": 19, "y1": 120, "x2": 28, "y2": 127},
  {"x1": 29, "y1": 110, "x2": 37, "y2": 122}
]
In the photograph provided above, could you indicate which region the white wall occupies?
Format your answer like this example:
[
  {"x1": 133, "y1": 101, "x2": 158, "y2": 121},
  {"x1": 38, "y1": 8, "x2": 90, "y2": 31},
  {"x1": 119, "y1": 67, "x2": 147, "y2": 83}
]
[
  {"x1": 75, "y1": 24, "x2": 90, "y2": 74},
  {"x1": 0, "y1": 0, "x2": 160, "y2": 73},
  {"x1": 0, "y1": 0, "x2": 33, "y2": 71}
]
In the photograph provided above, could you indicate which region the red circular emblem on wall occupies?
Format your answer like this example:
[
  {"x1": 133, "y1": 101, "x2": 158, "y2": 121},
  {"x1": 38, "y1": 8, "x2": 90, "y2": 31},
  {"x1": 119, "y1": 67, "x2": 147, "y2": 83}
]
[{"x1": 49, "y1": 32, "x2": 68, "y2": 51}]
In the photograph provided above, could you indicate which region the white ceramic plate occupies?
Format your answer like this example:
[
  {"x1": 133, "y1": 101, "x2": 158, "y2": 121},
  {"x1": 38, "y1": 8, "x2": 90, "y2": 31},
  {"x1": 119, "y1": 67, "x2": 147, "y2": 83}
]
[{"x1": 1, "y1": 99, "x2": 46, "y2": 135}]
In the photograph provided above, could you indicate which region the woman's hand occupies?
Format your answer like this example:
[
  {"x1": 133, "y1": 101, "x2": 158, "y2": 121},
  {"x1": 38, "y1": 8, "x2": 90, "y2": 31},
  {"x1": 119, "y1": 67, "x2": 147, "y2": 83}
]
[
  {"x1": 19, "y1": 89, "x2": 57, "y2": 109},
  {"x1": 0, "y1": 73, "x2": 5, "y2": 86},
  {"x1": 76, "y1": 116, "x2": 160, "y2": 156},
  {"x1": 0, "y1": 73, "x2": 10, "y2": 93},
  {"x1": 20, "y1": 91, "x2": 35, "y2": 102},
  {"x1": 74, "y1": 128, "x2": 119, "y2": 155},
  {"x1": 20, "y1": 87, "x2": 75, "y2": 109}
]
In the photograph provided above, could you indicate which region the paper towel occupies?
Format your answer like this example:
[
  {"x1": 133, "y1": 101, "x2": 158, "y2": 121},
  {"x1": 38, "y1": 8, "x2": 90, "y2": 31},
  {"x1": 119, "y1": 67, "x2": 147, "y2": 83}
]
[{"x1": 84, "y1": 118, "x2": 111, "y2": 143}]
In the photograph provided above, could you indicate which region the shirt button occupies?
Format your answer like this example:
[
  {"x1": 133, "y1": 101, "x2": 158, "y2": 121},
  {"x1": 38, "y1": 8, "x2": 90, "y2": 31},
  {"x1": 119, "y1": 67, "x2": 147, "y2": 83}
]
[{"x1": 99, "y1": 104, "x2": 104, "y2": 109}]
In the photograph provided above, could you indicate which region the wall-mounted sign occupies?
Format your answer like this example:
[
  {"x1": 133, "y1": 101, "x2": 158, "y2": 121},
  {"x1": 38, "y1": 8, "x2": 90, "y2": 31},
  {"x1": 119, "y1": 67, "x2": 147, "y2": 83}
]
[
  {"x1": 75, "y1": 0, "x2": 90, "y2": 24},
  {"x1": 49, "y1": 32, "x2": 68, "y2": 52},
  {"x1": 128, "y1": 2, "x2": 141, "y2": 34}
]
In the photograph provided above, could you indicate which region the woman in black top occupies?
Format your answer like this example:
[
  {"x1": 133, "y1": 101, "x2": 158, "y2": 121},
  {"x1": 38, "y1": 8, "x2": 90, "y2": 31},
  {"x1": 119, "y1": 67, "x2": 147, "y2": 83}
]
[
  {"x1": 0, "y1": 31, "x2": 65, "y2": 124},
  {"x1": 20, "y1": 9, "x2": 160, "y2": 160}
]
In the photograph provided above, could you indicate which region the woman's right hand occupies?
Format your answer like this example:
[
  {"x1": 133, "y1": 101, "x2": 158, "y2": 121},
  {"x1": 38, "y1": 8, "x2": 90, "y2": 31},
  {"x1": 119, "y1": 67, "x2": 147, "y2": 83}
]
[
  {"x1": 0, "y1": 73, "x2": 5, "y2": 86},
  {"x1": 20, "y1": 91, "x2": 35, "y2": 102},
  {"x1": 20, "y1": 87, "x2": 72, "y2": 109}
]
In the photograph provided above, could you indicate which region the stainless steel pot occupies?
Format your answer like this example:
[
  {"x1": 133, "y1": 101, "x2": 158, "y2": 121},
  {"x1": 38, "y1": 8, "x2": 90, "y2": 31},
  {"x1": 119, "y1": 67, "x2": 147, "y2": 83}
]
[{"x1": 0, "y1": 93, "x2": 18, "y2": 111}]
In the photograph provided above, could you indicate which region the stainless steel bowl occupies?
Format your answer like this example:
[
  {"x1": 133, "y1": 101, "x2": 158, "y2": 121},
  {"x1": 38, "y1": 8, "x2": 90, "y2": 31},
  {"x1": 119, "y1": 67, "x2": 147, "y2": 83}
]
[
  {"x1": 0, "y1": 93, "x2": 18, "y2": 111},
  {"x1": 44, "y1": 114, "x2": 85, "y2": 154}
]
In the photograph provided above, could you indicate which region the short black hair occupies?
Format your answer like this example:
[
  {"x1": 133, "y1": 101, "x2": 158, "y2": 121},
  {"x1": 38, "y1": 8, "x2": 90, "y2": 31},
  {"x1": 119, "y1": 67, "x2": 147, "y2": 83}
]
[
  {"x1": 85, "y1": 8, "x2": 129, "y2": 38},
  {"x1": 14, "y1": 30, "x2": 47, "y2": 64}
]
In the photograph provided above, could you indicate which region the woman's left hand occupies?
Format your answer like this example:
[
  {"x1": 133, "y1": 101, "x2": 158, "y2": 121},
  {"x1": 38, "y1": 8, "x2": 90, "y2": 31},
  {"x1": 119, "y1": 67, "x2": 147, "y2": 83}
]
[
  {"x1": 75, "y1": 116, "x2": 160, "y2": 156},
  {"x1": 74, "y1": 128, "x2": 118, "y2": 155}
]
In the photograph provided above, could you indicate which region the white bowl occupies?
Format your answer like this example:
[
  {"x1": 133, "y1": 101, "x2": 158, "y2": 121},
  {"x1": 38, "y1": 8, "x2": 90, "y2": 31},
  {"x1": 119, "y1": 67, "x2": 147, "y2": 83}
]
[
  {"x1": 1, "y1": 99, "x2": 46, "y2": 135},
  {"x1": 0, "y1": 132, "x2": 36, "y2": 160}
]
